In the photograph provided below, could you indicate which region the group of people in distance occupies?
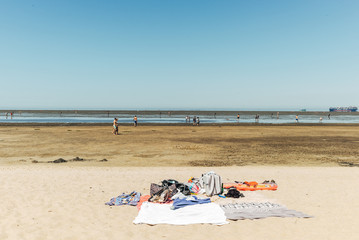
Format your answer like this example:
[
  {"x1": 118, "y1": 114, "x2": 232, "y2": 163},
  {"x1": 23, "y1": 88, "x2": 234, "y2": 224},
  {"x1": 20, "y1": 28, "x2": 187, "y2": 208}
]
[
  {"x1": 5, "y1": 112, "x2": 14, "y2": 119},
  {"x1": 112, "y1": 116, "x2": 138, "y2": 135},
  {"x1": 185, "y1": 116, "x2": 200, "y2": 125},
  {"x1": 295, "y1": 114, "x2": 330, "y2": 123},
  {"x1": 112, "y1": 112, "x2": 331, "y2": 134}
]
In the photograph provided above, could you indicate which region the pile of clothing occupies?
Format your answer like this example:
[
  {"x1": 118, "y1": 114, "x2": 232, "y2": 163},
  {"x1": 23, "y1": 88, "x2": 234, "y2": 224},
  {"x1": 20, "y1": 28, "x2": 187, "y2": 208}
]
[{"x1": 105, "y1": 171, "x2": 312, "y2": 225}]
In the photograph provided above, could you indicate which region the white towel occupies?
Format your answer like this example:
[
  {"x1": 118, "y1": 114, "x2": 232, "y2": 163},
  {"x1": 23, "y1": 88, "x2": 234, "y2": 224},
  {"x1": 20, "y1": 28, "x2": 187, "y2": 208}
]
[{"x1": 133, "y1": 202, "x2": 228, "y2": 225}]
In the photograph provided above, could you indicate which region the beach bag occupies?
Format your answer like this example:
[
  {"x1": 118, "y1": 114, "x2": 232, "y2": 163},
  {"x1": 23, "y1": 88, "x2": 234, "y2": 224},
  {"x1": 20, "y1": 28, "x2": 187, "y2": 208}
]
[
  {"x1": 149, "y1": 183, "x2": 177, "y2": 203},
  {"x1": 161, "y1": 179, "x2": 178, "y2": 188},
  {"x1": 150, "y1": 183, "x2": 163, "y2": 196},
  {"x1": 201, "y1": 171, "x2": 222, "y2": 196},
  {"x1": 185, "y1": 182, "x2": 200, "y2": 193},
  {"x1": 188, "y1": 177, "x2": 203, "y2": 190},
  {"x1": 176, "y1": 183, "x2": 191, "y2": 196}
]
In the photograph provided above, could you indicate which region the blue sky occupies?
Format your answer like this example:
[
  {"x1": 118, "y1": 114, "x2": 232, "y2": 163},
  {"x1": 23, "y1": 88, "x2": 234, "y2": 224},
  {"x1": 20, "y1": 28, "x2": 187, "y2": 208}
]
[{"x1": 1, "y1": 0, "x2": 358, "y2": 110}]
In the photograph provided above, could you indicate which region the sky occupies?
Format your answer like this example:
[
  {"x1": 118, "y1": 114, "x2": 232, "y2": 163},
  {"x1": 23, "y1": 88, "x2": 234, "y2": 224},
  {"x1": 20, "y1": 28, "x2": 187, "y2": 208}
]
[{"x1": 0, "y1": 0, "x2": 358, "y2": 110}]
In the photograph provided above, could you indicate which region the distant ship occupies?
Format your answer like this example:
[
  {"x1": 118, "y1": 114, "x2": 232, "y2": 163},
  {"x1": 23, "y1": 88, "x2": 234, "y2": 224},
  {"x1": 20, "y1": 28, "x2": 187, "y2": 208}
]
[{"x1": 329, "y1": 106, "x2": 358, "y2": 112}]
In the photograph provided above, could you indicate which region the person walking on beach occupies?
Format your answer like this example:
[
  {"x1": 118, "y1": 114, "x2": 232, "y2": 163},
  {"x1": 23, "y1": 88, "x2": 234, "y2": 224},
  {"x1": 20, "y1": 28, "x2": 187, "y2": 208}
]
[
  {"x1": 196, "y1": 117, "x2": 200, "y2": 126},
  {"x1": 255, "y1": 114, "x2": 260, "y2": 123},
  {"x1": 193, "y1": 116, "x2": 196, "y2": 125},
  {"x1": 237, "y1": 113, "x2": 240, "y2": 122},
  {"x1": 113, "y1": 118, "x2": 119, "y2": 135},
  {"x1": 10, "y1": 112, "x2": 13, "y2": 119},
  {"x1": 295, "y1": 115, "x2": 299, "y2": 123},
  {"x1": 133, "y1": 115, "x2": 138, "y2": 127},
  {"x1": 328, "y1": 114, "x2": 331, "y2": 120}
]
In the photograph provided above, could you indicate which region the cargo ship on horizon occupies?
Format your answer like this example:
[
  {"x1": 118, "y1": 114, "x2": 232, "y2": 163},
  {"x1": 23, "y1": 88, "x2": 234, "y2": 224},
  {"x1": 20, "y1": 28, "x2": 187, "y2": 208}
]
[{"x1": 329, "y1": 106, "x2": 358, "y2": 112}]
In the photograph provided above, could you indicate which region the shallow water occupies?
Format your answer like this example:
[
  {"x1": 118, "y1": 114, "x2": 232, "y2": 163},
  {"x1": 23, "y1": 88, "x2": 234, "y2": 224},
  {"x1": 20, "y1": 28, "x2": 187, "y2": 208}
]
[{"x1": 1, "y1": 111, "x2": 358, "y2": 124}]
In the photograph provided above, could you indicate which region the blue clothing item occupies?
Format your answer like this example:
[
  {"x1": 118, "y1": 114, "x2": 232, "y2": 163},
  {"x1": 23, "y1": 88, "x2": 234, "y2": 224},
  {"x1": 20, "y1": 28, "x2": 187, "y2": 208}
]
[
  {"x1": 171, "y1": 196, "x2": 211, "y2": 210},
  {"x1": 105, "y1": 191, "x2": 141, "y2": 206}
]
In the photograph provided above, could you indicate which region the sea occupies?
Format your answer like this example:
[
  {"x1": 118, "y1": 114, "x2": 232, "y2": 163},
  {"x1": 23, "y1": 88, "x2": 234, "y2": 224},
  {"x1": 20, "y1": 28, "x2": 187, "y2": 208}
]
[{"x1": 1, "y1": 110, "x2": 359, "y2": 124}]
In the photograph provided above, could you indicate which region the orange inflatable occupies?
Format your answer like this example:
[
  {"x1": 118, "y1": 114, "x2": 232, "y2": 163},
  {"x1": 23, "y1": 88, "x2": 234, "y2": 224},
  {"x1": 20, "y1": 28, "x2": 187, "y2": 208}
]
[{"x1": 223, "y1": 181, "x2": 277, "y2": 191}]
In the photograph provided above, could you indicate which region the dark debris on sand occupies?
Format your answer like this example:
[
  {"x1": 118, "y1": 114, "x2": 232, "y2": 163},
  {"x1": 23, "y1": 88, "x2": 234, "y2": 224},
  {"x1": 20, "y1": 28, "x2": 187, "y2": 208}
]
[
  {"x1": 49, "y1": 157, "x2": 83, "y2": 163},
  {"x1": 338, "y1": 161, "x2": 359, "y2": 167},
  {"x1": 45, "y1": 157, "x2": 108, "y2": 163},
  {"x1": 49, "y1": 158, "x2": 68, "y2": 163}
]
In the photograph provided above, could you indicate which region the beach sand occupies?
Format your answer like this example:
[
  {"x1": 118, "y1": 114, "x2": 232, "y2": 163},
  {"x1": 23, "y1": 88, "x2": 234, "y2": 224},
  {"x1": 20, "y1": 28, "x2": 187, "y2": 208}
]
[
  {"x1": 1, "y1": 125, "x2": 359, "y2": 166},
  {"x1": 1, "y1": 125, "x2": 359, "y2": 239},
  {"x1": 1, "y1": 166, "x2": 358, "y2": 240}
]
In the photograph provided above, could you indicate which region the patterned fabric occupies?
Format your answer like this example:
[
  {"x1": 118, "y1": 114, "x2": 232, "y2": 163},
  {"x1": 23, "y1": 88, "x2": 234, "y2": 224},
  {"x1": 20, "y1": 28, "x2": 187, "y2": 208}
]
[
  {"x1": 105, "y1": 191, "x2": 141, "y2": 206},
  {"x1": 149, "y1": 182, "x2": 178, "y2": 203},
  {"x1": 221, "y1": 202, "x2": 313, "y2": 220}
]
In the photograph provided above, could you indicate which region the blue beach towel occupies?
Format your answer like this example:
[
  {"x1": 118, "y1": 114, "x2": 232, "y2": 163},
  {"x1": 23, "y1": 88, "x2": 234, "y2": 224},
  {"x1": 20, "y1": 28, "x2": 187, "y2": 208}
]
[{"x1": 171, "y1": 196, "x2": 211, "y2": 210}]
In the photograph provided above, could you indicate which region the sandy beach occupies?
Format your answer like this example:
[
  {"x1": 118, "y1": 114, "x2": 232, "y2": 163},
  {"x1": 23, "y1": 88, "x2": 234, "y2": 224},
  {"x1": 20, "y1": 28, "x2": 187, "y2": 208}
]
[
  {"x1": 1, "y1": 125, "x2": 359, "y2": 239},
  {"x1": 1, "y1": 125, "x2": 359, "y2": 166},
  {"x1": 3, "y1": 0, "x2": 358, "y2": 238}
]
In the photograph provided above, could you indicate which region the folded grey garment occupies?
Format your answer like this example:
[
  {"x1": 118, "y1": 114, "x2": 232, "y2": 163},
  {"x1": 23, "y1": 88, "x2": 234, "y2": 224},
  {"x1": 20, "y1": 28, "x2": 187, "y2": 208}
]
[{"x1": 221, "y1": 202, "x2": 313, "y2": 220}]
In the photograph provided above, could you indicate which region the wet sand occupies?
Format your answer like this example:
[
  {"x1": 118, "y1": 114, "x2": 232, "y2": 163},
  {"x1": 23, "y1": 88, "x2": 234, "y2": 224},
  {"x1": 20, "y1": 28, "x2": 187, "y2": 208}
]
[{"x1": 1, "y1": 125, "x2": 359, "y2": 166}]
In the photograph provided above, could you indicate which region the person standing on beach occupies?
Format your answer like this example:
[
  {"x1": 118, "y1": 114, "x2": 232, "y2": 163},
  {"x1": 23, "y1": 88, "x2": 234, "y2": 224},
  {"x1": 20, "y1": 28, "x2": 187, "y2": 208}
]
[
  {"x1": 5, "y1": 112, "x2": 8, "y2": 119},
  {"x1": 10, "y1": 112, "x2": 13, "y2": 119},
  {"x1": 196, "y1": 117, "x2": 200, "y2": 126},
  {"x1": 193, "y1": 116, "x2": 196, "y2": 126},
  {"x1": 296, "y1": 115, "x2": 299, "y2": 123},
  {"x1": 237, "y1": 113, "x2": 240, "y2": 122},
  {"x1": 113, "y1": 118, "x2": 119, "y2": 135},
  {"x1": 133, "y1": 115, "x2": 138, "y2": 127}
]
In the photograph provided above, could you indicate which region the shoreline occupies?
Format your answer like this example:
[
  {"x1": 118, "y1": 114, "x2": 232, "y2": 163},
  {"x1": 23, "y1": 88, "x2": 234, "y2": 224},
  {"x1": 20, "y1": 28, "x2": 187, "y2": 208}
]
[
  {"x1": 2, "y1": 109, "x2": 359, "y2": 114},
  {"x1": 2, "y1": 122, "x2": 359, "y2": 127}
]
